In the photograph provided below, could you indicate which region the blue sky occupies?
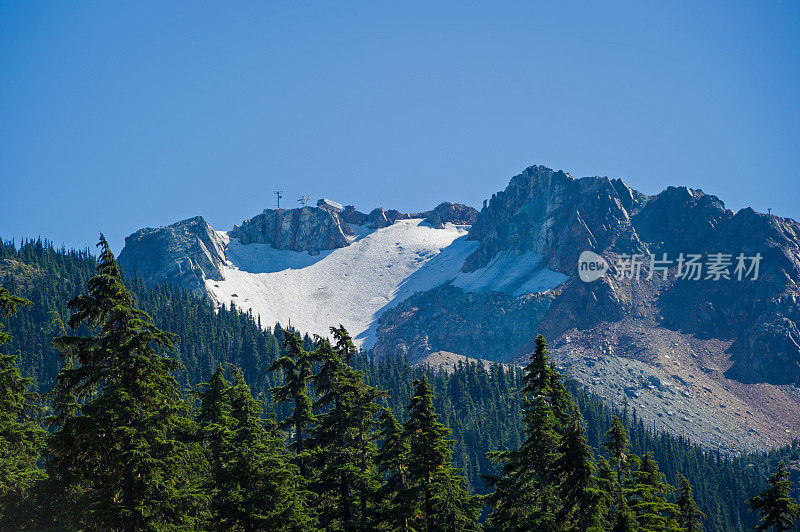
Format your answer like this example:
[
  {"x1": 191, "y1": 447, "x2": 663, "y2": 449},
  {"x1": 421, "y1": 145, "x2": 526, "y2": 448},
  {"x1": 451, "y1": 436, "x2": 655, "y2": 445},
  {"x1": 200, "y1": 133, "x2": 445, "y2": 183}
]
[{"x1": 1, "y1": 1, "x2": 799, "y2": 253}]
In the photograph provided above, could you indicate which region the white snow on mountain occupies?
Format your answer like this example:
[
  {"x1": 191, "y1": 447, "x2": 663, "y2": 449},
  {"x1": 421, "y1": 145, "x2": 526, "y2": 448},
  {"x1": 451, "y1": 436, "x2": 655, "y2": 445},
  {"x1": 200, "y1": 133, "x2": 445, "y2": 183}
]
[
  {"x1": 205, "y1": 219, "x2": 567, "y2": 348},
  {"x1": 452, "y1": 250, "x2": 569, "y2": 296}
]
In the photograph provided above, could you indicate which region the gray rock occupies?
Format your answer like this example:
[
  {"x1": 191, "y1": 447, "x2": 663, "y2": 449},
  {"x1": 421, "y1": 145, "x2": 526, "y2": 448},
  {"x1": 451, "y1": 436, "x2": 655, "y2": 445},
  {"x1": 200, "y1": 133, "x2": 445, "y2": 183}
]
[
  {"x1": 118, "y1": 216, "x2": 226, "y2": 295},
  {"x1": 419, "y1": 202, "x2": 478, "y2": 228},
  {"x1": 230, "y1": 206, "x2": 351, "y2": 254}
]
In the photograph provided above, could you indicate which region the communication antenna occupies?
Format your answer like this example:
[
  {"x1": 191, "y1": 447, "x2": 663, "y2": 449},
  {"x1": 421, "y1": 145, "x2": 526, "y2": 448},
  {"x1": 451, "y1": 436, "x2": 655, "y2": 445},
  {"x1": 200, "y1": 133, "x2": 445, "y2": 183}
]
[
  {"x1": 299, "y1": 195, "x2": 310, "y2": 207},
  {"x1": 274, "y1": 190, "x2": 283, "y2": 209},
  {"x1": 768, "y1": 208, "x2": 772, "y2": 216}
]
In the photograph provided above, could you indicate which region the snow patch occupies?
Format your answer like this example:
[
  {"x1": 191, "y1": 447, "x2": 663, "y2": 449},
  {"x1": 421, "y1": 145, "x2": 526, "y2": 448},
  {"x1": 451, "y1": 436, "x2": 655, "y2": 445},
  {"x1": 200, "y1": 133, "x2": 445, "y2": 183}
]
[
  {"x1": 206, "y1": 220, "x2": 567, "y2": 348},
  {"x1": 452, "y1": 250, "x2": 567, "y2": 296}
]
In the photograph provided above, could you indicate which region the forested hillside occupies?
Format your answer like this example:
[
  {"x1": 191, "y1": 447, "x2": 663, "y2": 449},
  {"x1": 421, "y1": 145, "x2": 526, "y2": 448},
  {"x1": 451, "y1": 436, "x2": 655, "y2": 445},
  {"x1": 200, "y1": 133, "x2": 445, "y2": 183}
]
[{"x1": 2, "y1": 238, "x2": 799, "y2": 530}]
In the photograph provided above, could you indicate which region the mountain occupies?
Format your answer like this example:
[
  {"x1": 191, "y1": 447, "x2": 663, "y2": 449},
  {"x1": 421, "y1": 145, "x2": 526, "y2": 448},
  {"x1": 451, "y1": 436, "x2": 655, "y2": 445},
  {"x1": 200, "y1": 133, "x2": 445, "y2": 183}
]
[
  {"x1": 118, "y1": 163, "x2": 800, "y2": 453},
  {"x1": 2, "y1": 237, "x2": 797, "y2": 532}
]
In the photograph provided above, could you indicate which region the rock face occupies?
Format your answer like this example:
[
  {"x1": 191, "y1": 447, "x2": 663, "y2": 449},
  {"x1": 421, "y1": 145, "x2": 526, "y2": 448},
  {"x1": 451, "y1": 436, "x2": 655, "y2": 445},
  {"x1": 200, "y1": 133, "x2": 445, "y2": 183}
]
[
  {"x1": 117, "y1": 163, "x2": 800, "y2": 451},
  {"x1": 372, "y1": 285, "x2": 553, "y2": 361},
  {"x1": 118, "y1": 216, "x2": 227, "y2": 295},
  {"x1": 463, "y1": 166, "x2": 647, "y2": 274},
  {"x1": 229, "y1": 206, "x2": 351, "y2": 254},
  {"x1": 420, "y1": 202, "x2": 478, "y2": 228},
  {"x1": 376, "y1": 163, "x2": 800, "y2": 387}
]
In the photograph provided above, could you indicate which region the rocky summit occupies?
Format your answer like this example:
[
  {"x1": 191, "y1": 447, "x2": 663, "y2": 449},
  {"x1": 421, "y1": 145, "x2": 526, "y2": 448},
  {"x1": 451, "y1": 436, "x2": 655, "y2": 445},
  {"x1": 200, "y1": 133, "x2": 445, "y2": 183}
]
[
  {"x1": 119, "y1": 165, "x2": 800, "y2": 452},
  {"x1": 118, "y1": 216, "x2": 226, "y2": 295}
]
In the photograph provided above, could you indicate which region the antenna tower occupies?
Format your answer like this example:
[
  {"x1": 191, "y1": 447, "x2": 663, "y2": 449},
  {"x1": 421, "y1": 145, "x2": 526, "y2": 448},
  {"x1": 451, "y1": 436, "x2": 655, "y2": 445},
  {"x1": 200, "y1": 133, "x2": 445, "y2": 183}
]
[
  {"x1": 274, "y1": 190, "x2": 284, "y2": 209},
  {"x1": 299, "y1": 195, "x2": 310, "y2": 207}
]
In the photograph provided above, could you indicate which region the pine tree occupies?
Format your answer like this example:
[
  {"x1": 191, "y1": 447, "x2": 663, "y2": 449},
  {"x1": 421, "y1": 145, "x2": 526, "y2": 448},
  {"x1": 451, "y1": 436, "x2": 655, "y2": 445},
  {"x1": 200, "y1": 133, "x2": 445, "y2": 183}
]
[
  {"x1": 486, "y1": 335, "x2": 568, "y2": 531},
  {"x1": 308, "y1": 332, "x2": 386, "y2": 529},
  {"x1": 269, "y1": 330, "x2": 316, "y2": 479},
  {"x1": 375, "y1": 408, "x2": 415, "y2": 531},
  {"x1": 553, "y1": 407, "x2": 605, "y2": 531},
  {"x1": 0, "y1": 287, "x2": 45, "y2": 526},
  {"x1": 229, "y1": 367, "x2": 314, "y2": 530},
  {"x1": 604, "y1": 415, "x2": 631, "y2": 484},
  {"x1": 523, "y1": 335, "x2": 572, "y2": 424},
  {"x1": 46, "y1": 235, "x2": 207, "y2": 530},
  {"x1": 627, "y1": 453, "x2": 680, "y2": 531},
  {"x1": 676, "y1": 474, "x2": 705, "y2": 532},
  {"x1": 487, "y1": 395, "x2": 560, "y2": 531},
  {"x1": 196, "y1": 365, "x2": 314, "y2": 530},
  {"x1": 330, "y1": 324, "x2": 357, "y2": 367},
  {"x1": 748, "y1": 462, "x2": 800, "y2": 531},
  {"x1": 603, "y1": 415, "x2": 635, "y2": 530},
  {"x1": 404, "y1": 375, "x2": 480, "y2": 531},
  {"x1": 195, "y1": 364, "x2": 234, "y2": 525}
]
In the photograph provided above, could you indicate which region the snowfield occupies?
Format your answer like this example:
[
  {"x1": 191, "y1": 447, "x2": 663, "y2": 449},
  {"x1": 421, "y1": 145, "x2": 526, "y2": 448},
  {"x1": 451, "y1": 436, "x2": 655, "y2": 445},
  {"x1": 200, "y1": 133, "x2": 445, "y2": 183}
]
[{"x1": 206, "y1": 219, "x2": 567, "y2": 348}]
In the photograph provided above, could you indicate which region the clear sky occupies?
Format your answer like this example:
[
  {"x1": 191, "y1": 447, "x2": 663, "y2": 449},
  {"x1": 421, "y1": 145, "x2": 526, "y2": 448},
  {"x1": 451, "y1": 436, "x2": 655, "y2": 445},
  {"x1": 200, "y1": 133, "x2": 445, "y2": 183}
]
[{"x1": 2, "y1": 1, "x2": 799, "y2": 253}]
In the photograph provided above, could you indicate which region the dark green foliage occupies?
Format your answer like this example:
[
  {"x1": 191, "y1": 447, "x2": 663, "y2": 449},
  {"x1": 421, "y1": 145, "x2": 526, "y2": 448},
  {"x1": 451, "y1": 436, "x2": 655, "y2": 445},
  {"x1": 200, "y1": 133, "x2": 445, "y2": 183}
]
[
  {"x1": 269, "y1": 331, "x2": 316, "y2": 478},
  {"x1": 626, "y1": 453, "x2": 680, "y2": 531},
  {"x1": 196, "y1": 365, "x2": 314, "y2": 530},
  {"x1": 554, "y1": 408, "x2": 605, "y2": 531},
  {"x1": 307, "y1": 332, "x2": 386, "y2": 529},
  {"x1": 604, "y1": 415, "x2": 631, "y2": 484},
  {"x1": 3, "y1": 238, "x2": 800, "y2": 531},
  {"x1": 676, "y1": 474, "x2": 705, "y2": 532},
  {"x1": 486, "y1": 335, "x2": 602, "y2": 531},
  {"x1": 0, "y1": 288, "x2": 45, "y2": 526},
  {"x1": 45, "y1": 236, "x2": 207, "y2": 530},
  {"x1": 375, "y1": 409, "x2": 415, "y2": 530},
  {"x1": 403, "y1": 375, "x2": 481, "y2": 531},
  {"x1": 748, "y1": 462, "x2": 800, "y2": 531}
]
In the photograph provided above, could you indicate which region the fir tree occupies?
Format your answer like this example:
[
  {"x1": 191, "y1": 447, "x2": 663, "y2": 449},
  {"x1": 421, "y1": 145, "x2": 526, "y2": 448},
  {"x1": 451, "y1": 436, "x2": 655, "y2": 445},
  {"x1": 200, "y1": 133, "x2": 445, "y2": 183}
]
[
  {"x1": 269, "y1": 330, "x2": 316, "y2": 478},
  {"x1": 0, "y1": 288, "x2": 45, "y2": 526},
  {"x1": 375, "y1": 408, "x2": 414, "y2": 531},
  {"x1": 676, "y1": 474, "x2": 705, "y2": 532},
  {"x1": 330, "y1": 324, "x2": 357, "y2": 367},
  {"x1": 486, "y1": 395, "x2": 560, "y2": 531},
  {"x1": 308, "y1": 333, "x2": 386, "y2": 529},
  {"x1": 603, "y1": 415, "x2": 635, "y2": 530},
  {"x1": 228, "y1": 367, "x2": 314, "y2": 530},
  {"x1": 748, "y1": 462, "x2": 800, "y2": 532},
  {"x1": 46, "y1": 235, "x2": 207, "y2": 530},
  {"x1": 404, "y1": 375, "x2": 480, "y2": 531},
  {"x1": 627, "y1": 453, "x2": 680, "y2": 531},
  {"x1": 195, "y1": 364, "x2": 235, "y2": 525},
  {"x1": 603, "y1": 415, "x2": 631, "y2": 484},
  {"x1": 486, "y1": 336, "x2": 567, "y2": 531},
  {"x1": 553, "y1": 407, "x2": 605, "y2": 531}
]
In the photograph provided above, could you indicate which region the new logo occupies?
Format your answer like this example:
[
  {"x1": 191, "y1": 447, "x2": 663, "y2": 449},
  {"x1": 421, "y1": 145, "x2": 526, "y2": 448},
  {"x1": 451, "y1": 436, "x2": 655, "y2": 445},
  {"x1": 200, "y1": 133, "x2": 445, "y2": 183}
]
[{"x1": 578, "y1": 250, "x2": 609, "y2": 282}]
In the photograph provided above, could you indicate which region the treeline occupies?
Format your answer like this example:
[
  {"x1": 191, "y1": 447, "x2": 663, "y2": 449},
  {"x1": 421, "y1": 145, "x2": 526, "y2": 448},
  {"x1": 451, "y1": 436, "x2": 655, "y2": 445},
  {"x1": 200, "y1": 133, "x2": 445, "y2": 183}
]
[{"x1": 1, "y1": 237, "x2": 800, "y2": 530}]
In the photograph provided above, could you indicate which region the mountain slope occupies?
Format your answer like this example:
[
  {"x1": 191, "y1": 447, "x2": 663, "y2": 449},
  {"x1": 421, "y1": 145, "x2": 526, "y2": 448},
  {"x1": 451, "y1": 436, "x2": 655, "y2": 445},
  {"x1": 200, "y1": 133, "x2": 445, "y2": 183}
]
[
  {"x1": 3, "y1": 237, "x2": 798, "y2": 532},
  {"x1": 117, "y1": 163, "x2": 800, "y2": 452}
]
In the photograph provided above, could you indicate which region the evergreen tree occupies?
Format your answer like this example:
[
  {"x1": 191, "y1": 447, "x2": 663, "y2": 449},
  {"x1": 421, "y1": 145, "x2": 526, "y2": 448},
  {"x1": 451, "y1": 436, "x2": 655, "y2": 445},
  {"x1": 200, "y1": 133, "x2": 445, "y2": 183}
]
[
  {"x1": 603, "y1": 415, "x2": 635, "y2": 530},
  {"x1": 486, "y1": 335, "x2": 568, "y2": 531},
  {"x1": 404, "y1": 375, "x2": 480, "y2": 531},
  {"x1": 330, "y1": 324, "x2": 357, "y2": 367},
  {"x1": 195, "y1": 364, "x2": 235, "y2": 526},
  {"x1": 269, "y1": 331, "x2": 316, "y2": 478},
  {"x1": 486, "y1": 395, "x2": 560, "y2": 531},
  {"x1": 603, "y1": 415, "x2": 631, "y2": 484},
  {"x1": 6, "y1": 237, "x2": 800, "y2": 531},
  {"x1": 46, "y1": 235, "x2": 207, "y2": 530},
  {"x1": 229, "y1": 367, "x2": 314, "y2": 530},
  {"x1": 676, "y1": 474, "x2": 705, "y2": 532},
  {"x1": 627, "y1": 453, "x2": 680, "y2": 531},
  {"x1": 553, "y1": 407, "x2": 605, "y2": 531},
  {"x1": 375, "y1": 409, "x2": 415, "y2": 531},
  {"x1": 748, "y1": 462, "x2": 800, "y2": 531},
  {"x1": 308, "y1": 332, "x2": 386, "y2": 529},
  {"x1": 0, "y1": 288, "x2": 45, "y2": 526}
]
